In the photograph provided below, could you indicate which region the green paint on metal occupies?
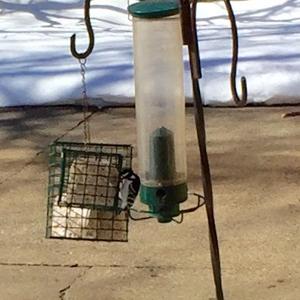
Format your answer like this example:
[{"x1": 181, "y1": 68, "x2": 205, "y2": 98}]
[
  {"x1": 140, "y1": 126, "x2": 188, "y2": 222},
  {"x1": 128, "y1": 0, "x2": 179, "y2": 19},
  {"x1": 140, "y1": 182, "x2": 188, "y2": 223},
  {"x1": 149, "y1": 126, "x2": 176, "y2": 181}
]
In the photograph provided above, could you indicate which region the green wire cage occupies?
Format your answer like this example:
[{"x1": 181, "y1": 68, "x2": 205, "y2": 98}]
[{"x1": 46, "y1": 141, "x2": 133, "y2": 242}]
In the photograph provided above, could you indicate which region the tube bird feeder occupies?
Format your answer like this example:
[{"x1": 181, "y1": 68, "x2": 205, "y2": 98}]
[{"x1": 128, "y1": 1, "x2": 187, "y2": 223}]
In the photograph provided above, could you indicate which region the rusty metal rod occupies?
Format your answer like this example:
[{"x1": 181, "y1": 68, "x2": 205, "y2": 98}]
[{"x1": 181, "y1": 1, "x2": 225, "y2": 299}]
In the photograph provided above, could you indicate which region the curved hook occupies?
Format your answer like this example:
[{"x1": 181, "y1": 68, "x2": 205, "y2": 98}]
[
  {"x1": 223, "y1": 0, "x2": 247, "y2": 106},
  {"x1": 70, "y1": 0, "x2": 95, "y2": 60}
]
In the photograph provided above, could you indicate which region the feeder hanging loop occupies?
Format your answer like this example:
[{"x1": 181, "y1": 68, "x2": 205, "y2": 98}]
[
  {"x1": 70, "y1": 0, "x2": 95, "y2": 59},
  {"x1": 223, "y1": 0, "x2": 248, "y2": 106}
]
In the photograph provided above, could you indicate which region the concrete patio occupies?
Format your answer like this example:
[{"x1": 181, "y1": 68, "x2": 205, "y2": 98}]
[{"x1": 0, "y1": 106, "x2": 299, "y2": 300}]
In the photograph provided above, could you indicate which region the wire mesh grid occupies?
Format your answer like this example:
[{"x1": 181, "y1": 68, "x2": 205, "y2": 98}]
[{"x1": 46, "y1": 142, "x2": 133, "y2": 242}]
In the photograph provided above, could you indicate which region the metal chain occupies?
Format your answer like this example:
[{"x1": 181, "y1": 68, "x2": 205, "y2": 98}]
[{"x1": 79, "y1": 58, "x2": 91, "y2": 144}]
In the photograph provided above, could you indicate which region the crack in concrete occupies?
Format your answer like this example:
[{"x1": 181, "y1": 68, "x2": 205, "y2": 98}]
[
  {"x1": 0, "y1": 262, "x2": 91, "y2": 268},
  {"x1": 53, "y1": 110, "x2": 98, "y2": 143},
  {"x1": 59, "y1": 285, "x2": 71, "y2": 300},
  {"x1": 0, "y1": 150, "x2": 44, "y2": 186},
  {"x1": 0, "y1": 262, "x2": 216, "y2": 271},
  {"x1": 0, "y1": 110, "x2": 99, "y2": 186},
  {"x1": 0, "y1": 262, "x2": 218, "y2": 299},
  {"x1": 0, "y1": 262, "x2": 170, "y2": 269},
  {"x1": 59, "y1": 266, "x2": 93, "y2": 300}
]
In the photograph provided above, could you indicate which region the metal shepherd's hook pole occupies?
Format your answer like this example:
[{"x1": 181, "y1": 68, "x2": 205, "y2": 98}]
[
  {"x1": 70, "y1": 0, "x2": 95, "y2": 59},
  {"x1": 180, "y1": 1, "x2": 224, "y2": 299},
  {"x1": 224, "y1": 0, "x2": 248, "y2": 106}
]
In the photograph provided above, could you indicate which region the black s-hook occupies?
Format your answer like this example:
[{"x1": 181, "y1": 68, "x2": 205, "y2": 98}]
[
  {"x1": 70, "y1": 0, "x2": 95, "y2": 59},
  {"x1": 223, "y1": 0, "x2": 248, "y2": 106}
]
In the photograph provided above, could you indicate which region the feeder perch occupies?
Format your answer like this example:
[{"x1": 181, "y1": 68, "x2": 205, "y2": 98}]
[{"x1": 46, "y1": 141, "x2": 133, "y2": 242}]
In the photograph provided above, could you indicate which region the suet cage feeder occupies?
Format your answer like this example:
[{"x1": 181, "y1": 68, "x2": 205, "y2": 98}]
[{"x1": 46, "y1": 141, "x2": 133, "y2": 242}]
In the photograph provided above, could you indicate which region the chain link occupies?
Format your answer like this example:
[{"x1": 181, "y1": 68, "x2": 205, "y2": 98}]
[{"x1": 79, "y1": 58, "x2": 91, "y2": 144}]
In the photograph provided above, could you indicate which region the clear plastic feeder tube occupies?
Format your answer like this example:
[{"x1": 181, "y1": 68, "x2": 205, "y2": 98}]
[{"x1": 132, "y1": 13, "x2": 187, "y2": 200}]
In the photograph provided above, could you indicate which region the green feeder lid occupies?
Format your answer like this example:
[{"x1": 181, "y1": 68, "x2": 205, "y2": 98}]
[{"x1": 128, "y1": 0, "x2": 180, "y2": 19}]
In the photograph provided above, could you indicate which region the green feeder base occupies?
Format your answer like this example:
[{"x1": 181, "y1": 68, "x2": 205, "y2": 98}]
[{"x1": 140, "y1": 182, "x2": 188, "y2": 223}]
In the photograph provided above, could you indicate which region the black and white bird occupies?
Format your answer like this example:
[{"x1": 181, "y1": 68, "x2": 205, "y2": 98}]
[{"x1": 118, "y1": 168, "x2": 140, "y2": 211}]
